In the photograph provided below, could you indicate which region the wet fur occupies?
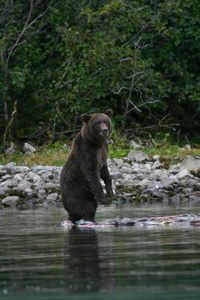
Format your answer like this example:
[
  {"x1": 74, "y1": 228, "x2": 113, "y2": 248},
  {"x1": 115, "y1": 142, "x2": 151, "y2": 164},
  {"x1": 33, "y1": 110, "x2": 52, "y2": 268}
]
[{"x1": 60, "y1": 109, "x2": 114, "y2": 223}]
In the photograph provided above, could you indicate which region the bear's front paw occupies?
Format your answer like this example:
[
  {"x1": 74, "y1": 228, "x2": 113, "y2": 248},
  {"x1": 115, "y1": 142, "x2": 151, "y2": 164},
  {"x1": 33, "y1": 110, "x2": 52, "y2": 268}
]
[
  {"x1": 106, "y1": 187, "x2": 115, "y2": 196},
  {"x1": 107, "y1": 189, "x2": 115, "y2": 196},
  {"x1": 99, "y1": 196, "x2": 109, "y2": 205}
]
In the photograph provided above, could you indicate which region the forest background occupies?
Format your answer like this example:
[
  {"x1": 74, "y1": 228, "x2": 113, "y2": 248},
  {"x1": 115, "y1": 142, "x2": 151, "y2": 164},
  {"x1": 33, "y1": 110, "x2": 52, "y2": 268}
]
[{"x1": 1, "y1": 0, "x2": 200, "y2": 152}]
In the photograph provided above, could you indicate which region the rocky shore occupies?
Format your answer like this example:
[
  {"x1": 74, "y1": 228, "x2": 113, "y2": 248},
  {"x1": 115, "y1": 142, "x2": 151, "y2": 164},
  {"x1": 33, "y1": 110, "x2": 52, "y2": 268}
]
[{"x1": 1, "y1": 150, "x2": 200, "y2": 208}]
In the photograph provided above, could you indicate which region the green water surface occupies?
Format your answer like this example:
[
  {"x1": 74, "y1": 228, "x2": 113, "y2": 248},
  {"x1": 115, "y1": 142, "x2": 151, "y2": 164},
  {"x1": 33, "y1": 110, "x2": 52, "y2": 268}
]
[{"x1": 1, "y1": 203, "x2": 200, "y2": 299}]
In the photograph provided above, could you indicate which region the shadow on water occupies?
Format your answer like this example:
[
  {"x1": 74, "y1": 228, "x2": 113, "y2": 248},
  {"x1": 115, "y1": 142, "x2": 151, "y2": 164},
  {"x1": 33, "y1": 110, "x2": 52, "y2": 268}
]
[
  {"x1": 63, "y1": 228, "x2": 101, "y2": 292},
  {"x1": 1, "y1": 203, "x2": 200, "y2": 299}
]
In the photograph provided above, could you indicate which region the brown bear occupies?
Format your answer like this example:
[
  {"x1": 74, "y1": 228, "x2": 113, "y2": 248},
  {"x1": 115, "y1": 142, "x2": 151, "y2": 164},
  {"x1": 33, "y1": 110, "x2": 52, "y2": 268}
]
[{"x1": 60, "y1": 109, "x2": 114, "y2": 223}]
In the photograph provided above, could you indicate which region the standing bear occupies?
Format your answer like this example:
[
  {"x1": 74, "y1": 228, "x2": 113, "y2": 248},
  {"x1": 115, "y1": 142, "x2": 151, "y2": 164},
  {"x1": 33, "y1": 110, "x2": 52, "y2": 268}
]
[{"x1": 60, "y1": 109, "x2": 114, "y2": 223}]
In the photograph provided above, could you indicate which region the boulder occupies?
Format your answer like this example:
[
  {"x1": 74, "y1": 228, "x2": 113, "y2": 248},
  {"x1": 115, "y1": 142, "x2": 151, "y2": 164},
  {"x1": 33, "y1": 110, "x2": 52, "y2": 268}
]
[
  {"x1": 23, "y1": 143, "x2": 36, "y2": 154},
  {"x1": 160, "y1": 176, "x2": 176, "y2": 188},
  {"x1": 5, "y1": 143, "x2": 15, "y2": 155},
  {"x1": 129, "y1": 140, "x2": 142, "y2": 149},
  {"x1": 2, "y1": 196, "x2": 19, "y2": 207},
  {"x1": 46, "y1": 193, "x2": 59, "y2": 201},
  {"x1": 180, "y1": 155, "x2": 200, "y2": 172},
  {"x1": 128, "y1": 150, "x2": 150, "y2": 163},
  {"x1": 176, "y1": 169, "x2": 190, "y2": 180}
]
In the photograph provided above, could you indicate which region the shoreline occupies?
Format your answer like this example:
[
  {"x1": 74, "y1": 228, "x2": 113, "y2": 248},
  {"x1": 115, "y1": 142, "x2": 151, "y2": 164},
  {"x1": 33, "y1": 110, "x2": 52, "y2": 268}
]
[{"x1": 1, "y1": 150, "x2": 200, "y2": 209}]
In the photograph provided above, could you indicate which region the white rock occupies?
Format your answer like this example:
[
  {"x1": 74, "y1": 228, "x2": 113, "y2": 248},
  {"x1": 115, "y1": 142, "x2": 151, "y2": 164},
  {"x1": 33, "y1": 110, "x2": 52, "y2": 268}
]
[
  {"x1": 13, "y1": 174, "x2": 24, "y2": 181},
  {"x1": 180, "y1": 155, "x2": 200, "y2": 172},
  {"x1": 113, "y1": 158, "x2": 124, "y2": 166},
  {"x1": 15, "y1": 166, "x2": 30, "y2": 173},
  {"x1": 47, "y1": 193, "x2": 58, "y2": 201},
  {"x1": 152, "y1": 160, "x2": 163, "y2": 169},
  {"x1": 128, "y1": 150, "x2": 150, "y2": 163},
  {"x1": 160, "y1": 176, "x2": 175, "y2": 188},
  {"x1": 5, "y1": 143, "x2": 15, "y2": 155},
  {"x1": 153, "y1": 154, "x2": 160, "y2": 160},
  {"x1": 33, "y1": 174, "x2": 41, "y2": 182},
  {"x1": 17, "y1": 181, "x2": 32, "y2": 190},
  {"x1": 5, "y1": 162, "x2": 17, "y2": 168},
  {"x1": 2, "y1": 196, "x2": 19, "y2": 206},
  {"x1": 129, "y1": 140, "x2": 142, "y2": 149},
  {"x1": 23, "y1": 143, "x2": 36, "y2": 154},
  {"x1": 176, "y1": 169, "x2": 190, "y2": 179}
]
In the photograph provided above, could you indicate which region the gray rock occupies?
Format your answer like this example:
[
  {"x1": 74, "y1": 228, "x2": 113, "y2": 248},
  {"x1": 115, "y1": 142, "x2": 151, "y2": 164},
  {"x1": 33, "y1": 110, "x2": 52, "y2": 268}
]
[
  {"x1": 176, "y1": 169, "x2": 190, "y2": 179},
  {"x1": 23, "y1": 143, "x2": 36, "y2": 154},
  {"x1": 128, "y1": 150, "x2": 150, "y2": 163},
  {"x1": 25, "y1": 188, "x2": 35, "y2": 197},
  {"x1": 110, "y1": 172, "x2": 122, "y2": 180},
  {"x1": 171, "y1": 194, "x2": 181, "y2": 204},
  {"x1": 123, "y1": 174, "x2": 137, "y2": 181},
  {"x1": 46, "y1": 193, "x2": 59, "y2": 201},
  {"x1": 160, "y1": 176, "x2": 175, "y2": 189},
  {"x1": 17, "y1": 180, "x2": 32, "y2": 191},
  {"x1": 41, "y1": 173, "x2": 54, "y2": 182},
  {"x1": 33, "y1": 174, "x2": 41, "y2": 183},
  {"x1": 5, "y1": 143, "x2": 15, "y2": 155},
  {"x1": 180, "y1": 155, "x2": 200, "y2": 172},
  {"x1": 2, "y1": 196, "x2": 19, "y2": 206},
  {"x1": 152, "y1": 190, "x2": 163, "y2": 198},
  {"x1": 133, "y1": 174, "x2": 145, "y2": 180},
  {"x1": 152, "y1": 160, "x2": 164, "y2": 169},
  {"x1": 138, "y1": 179, "x2": 152, "y2": 190},
  {"x1": 153, "y1": 154, "x2": 160, "y2": 161},
  {"x1": 169, "y1": 165, "x2": 182, "y2": 174},
  {"x1": 150, "y1": 169, "x2": 165, "y2": 180},
  {"x1": 182, "y1": 188, "x2": 193, "y2": 195},
  {"x1": 118, "y1": 179, "x2": 135, "y2": 186},
  {"x1": 1, "y1": 151, "x2": 200, "y2": 208},
  {"x1": 0, "y1": 187, "x2": 8, "y2": 197},
  {"x1": 129, "y1": 140, "x2": 142, "y2": 149},
  {"x1": 1, "y1": 174, "x2": 12, "y2": 181},
  {"x1": 185, "y1": 144, "x2": 191, "y2": 150},
  {"x1": 113, "y1": 158, "x2": 124, "y2": 166},
  {"x1": 13, "y1": 174, "x2": 24, "y2": 181},
  {"x1": 4, "y1": 162, "x2": 17, "y2": 174},
  {"x1": 1, "y1": 179, "x2": 18, "y2": 188},
  {"x1": 15, "y1": 166, "x2": 30, "y2": 173}
]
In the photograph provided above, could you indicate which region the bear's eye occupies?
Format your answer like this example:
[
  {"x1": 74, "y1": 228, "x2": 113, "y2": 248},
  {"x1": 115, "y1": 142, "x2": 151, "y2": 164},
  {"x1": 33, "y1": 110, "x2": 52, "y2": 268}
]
[{"x1": 105, "y1": 121, "x2": 110, "y2": 128}]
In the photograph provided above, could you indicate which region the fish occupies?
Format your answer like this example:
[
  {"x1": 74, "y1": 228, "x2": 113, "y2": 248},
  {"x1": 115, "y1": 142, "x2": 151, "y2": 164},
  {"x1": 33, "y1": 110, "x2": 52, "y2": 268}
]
[
  {"x1": 114, "y1": 217, "x2": 135, "y2": 226},
  {"x1": 56, "y1": 214, "x2": 199, "y2": 228}
]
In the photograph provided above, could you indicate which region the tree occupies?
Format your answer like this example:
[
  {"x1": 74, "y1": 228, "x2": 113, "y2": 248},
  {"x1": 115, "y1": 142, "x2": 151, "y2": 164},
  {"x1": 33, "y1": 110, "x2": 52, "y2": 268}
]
[
  {"x1": 143, "y1": 0, "x2": 200, "y2": 139},
  {"x1": 1, "y1": 0, "x2": 200, "y2": 148},
  {"x1": 0, "y1": 0, "x2": 53, "y2": 150},
  {"x1": 54, "y1": 0, "x2": 163, "y2": 129}
]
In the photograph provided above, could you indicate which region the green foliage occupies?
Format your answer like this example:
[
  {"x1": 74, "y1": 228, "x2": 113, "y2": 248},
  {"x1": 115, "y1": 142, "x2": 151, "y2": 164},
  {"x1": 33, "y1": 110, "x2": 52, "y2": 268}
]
[
  {"x1": 0, "y1": 0, "x2": 200, "y2": 148},
  {"x1": 0, "y1": 143, "x2": 70, "y2": 167},
  {"x1": 143, "y1": 0, "x2": 200, "y2": 135},
  {"x1": 108, "y1": 130, "x2": 130, "y2": 158}
]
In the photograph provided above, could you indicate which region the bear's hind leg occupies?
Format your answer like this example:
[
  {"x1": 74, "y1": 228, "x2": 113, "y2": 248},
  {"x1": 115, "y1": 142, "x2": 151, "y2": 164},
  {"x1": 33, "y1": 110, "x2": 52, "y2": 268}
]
[
  {"x1": 68, "y1": 212, "x2": 82, "y2": 224},
  {"x1": 82, "y1": 209, "x2": 96, "y2": 223}
]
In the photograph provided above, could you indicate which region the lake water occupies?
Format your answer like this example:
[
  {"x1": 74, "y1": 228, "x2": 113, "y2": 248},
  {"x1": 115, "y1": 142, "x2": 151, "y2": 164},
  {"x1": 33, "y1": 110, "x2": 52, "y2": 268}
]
[{"x1": 1, "y1": 202, "x2": 200, "y2": 300}]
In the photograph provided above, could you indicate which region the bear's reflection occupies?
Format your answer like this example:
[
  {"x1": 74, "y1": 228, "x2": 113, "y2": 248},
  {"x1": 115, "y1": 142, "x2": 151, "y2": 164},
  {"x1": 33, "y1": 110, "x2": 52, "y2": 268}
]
[{"x1": 63, "y1": 228, "x2": 101, "y2": 292}]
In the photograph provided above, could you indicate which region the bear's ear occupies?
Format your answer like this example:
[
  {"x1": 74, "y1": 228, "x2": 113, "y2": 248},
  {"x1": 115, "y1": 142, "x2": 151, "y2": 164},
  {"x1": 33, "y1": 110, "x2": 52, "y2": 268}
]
[
  {"x1": 105, "y1": 109, "x2": 113, "y2": 118},
  {"x1": 81, "y1": 113, "x2": 91, "y2": 123}
]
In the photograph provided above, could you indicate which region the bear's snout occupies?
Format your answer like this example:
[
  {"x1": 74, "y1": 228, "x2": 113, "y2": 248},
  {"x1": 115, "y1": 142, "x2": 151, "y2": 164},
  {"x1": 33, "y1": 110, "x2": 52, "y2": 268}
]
[
  {"x1": 102, "y1": 128, "x2": 108, "y2": 135},
  {"x1": 100, "y1": 123, "x2": 109, "y2": 136}
]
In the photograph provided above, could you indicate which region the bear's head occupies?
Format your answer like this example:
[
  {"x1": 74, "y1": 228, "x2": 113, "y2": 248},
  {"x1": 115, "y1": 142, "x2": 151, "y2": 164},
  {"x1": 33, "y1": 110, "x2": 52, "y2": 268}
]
[{"x1": 81, "y1": 109, "x2": 113, "y2": 144}]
